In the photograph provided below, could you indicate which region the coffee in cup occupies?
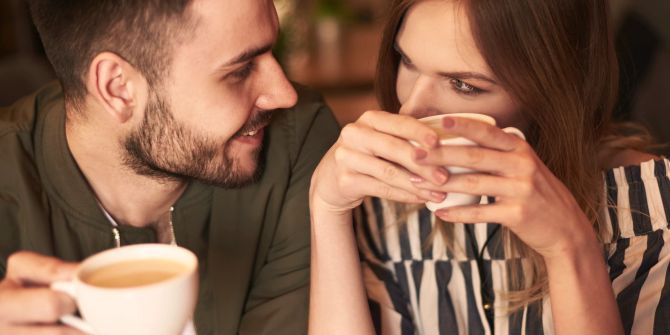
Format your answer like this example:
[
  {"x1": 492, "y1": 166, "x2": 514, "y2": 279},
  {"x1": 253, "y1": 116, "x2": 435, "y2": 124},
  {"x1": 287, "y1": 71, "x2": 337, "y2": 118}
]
[{"x1": 81, "y1": 258, "x2": 189, "y2": 288}]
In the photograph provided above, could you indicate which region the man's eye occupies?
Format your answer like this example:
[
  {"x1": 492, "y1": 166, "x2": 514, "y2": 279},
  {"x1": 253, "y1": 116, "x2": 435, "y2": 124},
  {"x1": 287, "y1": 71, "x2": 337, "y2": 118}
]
[
  {"x1": 450, "y1": 79, "x2": 483, "y2": 96},
  {"x1": 230, "y1": 62, "x2": 254, "y2": 80}
]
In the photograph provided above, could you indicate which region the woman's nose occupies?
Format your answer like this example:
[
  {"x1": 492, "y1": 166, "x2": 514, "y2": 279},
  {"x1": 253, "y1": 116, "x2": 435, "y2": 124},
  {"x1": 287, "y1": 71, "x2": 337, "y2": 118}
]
[{"x1": 398, "y1": 75, "x2": 443, "y2": 118}]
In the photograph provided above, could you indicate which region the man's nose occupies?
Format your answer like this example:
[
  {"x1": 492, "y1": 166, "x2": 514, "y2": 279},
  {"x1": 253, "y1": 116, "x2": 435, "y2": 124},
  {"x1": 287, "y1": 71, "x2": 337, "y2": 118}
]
[{"x1": 255, "y1": 57, "x2": 298, "y2": 111}]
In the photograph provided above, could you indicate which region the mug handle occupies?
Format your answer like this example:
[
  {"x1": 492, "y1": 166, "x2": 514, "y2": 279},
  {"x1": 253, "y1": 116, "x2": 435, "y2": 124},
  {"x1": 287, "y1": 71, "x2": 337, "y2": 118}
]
[
  {"x1": 503, "y1": 127, "x2": 526, "y2": 141},
  {"x1": 50, "y1": 281, "x2": 96, "y2": 335}
]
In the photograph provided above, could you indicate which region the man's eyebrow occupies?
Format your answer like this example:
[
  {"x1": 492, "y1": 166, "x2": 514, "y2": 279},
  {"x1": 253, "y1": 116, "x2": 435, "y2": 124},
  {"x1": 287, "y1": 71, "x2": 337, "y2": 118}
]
[
  {"x1": 221, "y1": 43, "x2": 274, "y2": 68},
  {"x1": 394, "y1": 41, "x2": 498, "y2": 85}
]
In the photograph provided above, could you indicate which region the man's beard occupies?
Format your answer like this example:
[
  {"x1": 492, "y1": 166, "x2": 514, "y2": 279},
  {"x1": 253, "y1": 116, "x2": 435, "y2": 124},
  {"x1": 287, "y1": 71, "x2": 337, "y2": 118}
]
[{"x1": 122, "y1": 91, "x2": 270, "y2": 188}]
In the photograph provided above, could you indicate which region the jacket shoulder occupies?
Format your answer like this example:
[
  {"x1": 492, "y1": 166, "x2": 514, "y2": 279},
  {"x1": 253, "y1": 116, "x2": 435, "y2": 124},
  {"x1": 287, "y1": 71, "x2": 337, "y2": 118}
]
[
  {"x1": 270, "y1": 83, "x2": 340, "y2": 164},
  {"x1": 0, "y1": 82, "x2": 63, "y2": 147},
  {"x1": 0, "y1": 83, "x2": 61, "y2": 199}
]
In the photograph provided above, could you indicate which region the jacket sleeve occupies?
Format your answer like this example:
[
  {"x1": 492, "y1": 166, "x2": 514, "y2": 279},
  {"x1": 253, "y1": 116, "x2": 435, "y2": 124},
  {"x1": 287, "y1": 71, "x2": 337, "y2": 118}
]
[{"x1": 237, "y1": 88, "x2": 340, "y2": 335}]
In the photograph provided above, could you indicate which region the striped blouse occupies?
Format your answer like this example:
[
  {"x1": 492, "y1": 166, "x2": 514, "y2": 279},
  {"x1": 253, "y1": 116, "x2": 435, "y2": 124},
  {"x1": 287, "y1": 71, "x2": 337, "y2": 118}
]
[{"x1": 356, "y1": 158, "x2": 670, "y2": 335}]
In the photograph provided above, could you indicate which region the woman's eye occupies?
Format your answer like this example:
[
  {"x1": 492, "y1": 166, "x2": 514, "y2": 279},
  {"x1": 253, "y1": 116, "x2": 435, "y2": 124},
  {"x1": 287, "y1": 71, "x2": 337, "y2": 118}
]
[
  {"x1": 450, "y1": 79, "x2": 483, "y2": 96},
  {"x1": 400, "y1": 55, "x2": 415, "y2": 70}
]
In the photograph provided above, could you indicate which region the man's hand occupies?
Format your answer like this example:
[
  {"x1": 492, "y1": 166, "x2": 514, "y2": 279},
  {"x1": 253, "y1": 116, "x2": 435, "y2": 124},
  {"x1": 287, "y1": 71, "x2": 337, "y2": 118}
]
[{"x1": 0, "y1": 251, "x2": 83, "y2": 334}]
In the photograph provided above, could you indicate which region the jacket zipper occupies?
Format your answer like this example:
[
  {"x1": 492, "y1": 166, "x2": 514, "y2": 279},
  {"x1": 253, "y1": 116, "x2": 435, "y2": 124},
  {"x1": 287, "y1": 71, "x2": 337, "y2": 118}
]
[
  {"x1": 168, "y1": 206, "x2": 176, "y2": 245},
  {"x1": 112, "y1": 227, "x2": 121, "y2": 248},
  {"x1": 110, "y1": 206, "x2": 176, "y2": 247}
]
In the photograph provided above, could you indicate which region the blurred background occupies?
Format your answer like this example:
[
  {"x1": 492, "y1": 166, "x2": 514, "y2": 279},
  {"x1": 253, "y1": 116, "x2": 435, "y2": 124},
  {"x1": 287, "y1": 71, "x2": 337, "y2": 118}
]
[{"x1": 1, "y1": 0, "x2": 668, "y2": 155}]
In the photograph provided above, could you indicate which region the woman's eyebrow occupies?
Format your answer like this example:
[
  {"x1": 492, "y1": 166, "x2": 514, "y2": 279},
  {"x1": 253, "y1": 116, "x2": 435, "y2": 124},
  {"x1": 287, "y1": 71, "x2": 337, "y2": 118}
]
[
  {"x1": 393, "y1": 42, "x2": 412, "y2": 63},
  {"x1": 394, "y1": 40, "x2": 498, "y2": 85},
  {"x1": 438, "y1": 71, "x2": 498, "y2": 85}
]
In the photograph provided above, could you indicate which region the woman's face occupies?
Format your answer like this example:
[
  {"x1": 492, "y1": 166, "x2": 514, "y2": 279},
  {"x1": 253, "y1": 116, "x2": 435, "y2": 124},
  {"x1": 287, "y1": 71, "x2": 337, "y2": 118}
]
[{"x1": 395, "y1": 0, "x2": 523, "y2": 128}]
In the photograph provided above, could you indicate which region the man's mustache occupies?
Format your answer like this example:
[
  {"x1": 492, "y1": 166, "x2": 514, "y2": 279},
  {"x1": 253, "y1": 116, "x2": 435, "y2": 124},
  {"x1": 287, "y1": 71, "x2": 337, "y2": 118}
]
[{"x1": 233, "y1": 110, "x2": 274, "y2": 137}]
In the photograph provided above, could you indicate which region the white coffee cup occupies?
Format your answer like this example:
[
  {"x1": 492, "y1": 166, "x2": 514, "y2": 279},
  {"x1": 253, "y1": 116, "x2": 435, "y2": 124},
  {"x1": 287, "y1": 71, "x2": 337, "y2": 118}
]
[
  {"x1": 51, "y1": 244, "x2": 198, "y2": 335},
  {"x1": 416, "y1": 113, "x2": 525, "y2": 212}
]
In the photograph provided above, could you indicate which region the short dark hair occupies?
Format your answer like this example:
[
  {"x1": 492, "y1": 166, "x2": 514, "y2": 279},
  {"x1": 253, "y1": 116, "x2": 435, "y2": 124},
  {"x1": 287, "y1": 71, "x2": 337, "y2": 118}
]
[{"x1": 28, "y1": 0, "x2": 196, "y2": 107}]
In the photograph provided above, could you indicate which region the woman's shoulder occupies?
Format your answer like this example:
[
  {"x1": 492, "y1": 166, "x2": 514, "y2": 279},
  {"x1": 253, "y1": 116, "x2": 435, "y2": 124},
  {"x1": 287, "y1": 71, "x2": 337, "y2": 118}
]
[
  {"x1": 600, "y1": 149, "x2": 664, "y2": 170},
  {"x1": 600, "y1": 150, "x2": 669, "y2": 242}
]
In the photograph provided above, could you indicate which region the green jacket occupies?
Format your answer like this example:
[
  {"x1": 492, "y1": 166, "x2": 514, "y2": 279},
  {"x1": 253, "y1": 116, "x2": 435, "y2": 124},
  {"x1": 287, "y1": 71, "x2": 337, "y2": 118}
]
[{"x1": 0, "y1": 83, "x2": 339, "y2": 334}]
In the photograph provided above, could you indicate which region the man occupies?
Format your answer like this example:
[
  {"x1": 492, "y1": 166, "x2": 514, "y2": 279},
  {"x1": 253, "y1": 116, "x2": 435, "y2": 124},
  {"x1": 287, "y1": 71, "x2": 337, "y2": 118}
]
[{"x1": 0, "y1": 0, "x2": 339, "y2": 334}]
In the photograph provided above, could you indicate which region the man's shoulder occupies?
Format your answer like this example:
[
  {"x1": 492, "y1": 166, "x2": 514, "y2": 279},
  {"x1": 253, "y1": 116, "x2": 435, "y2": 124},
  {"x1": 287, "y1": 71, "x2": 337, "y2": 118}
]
[
  {"x1": 0, "y1": 83, "x2": 62, "y2": 196},
  {"x1": 0, "y1": 96, "x2": 39, "y2": 171},
  {"x1": 268, "y1": 83, "x2": 339, "y2": 159},
  {"x1": 273, "y1": 83, "x2": 333, "y2": 126},
  {"x1": 0, "y1": 82, "x2": 63, "y2": 151},
  {"x1": 0, "y1": 82, "x2": 62, "y2": 135}
]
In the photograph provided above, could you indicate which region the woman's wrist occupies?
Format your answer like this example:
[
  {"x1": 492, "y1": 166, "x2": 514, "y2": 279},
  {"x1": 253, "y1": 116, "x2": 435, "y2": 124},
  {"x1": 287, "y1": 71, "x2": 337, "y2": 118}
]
[
  {"x1": 543, "y1": 226, "x2": 604, "y2": 273},
  {"x1": 310, "y1": 193, "x2": 356, "y2": 220},
  {"x1": 541, "y1": 214, "x2": 602, "y2": 263}
]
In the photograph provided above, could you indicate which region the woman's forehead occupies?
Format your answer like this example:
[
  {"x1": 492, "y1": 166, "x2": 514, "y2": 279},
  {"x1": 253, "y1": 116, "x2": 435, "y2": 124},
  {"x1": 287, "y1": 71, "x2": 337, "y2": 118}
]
[{"x1": 396, "y1": 0, "x2": 493, "y2": 78}]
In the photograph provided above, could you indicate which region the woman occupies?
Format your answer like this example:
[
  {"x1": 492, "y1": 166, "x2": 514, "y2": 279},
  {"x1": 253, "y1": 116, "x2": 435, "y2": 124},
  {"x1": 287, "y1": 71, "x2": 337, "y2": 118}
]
[{"x1": 309, "y1": 0, "x2": 669, "y2": 334}]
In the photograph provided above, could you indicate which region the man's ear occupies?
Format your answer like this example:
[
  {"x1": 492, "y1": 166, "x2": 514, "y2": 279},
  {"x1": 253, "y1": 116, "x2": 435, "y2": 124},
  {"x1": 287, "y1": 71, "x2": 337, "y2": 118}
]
[{"x1": 86, "y1": 52, "x2": 146, "y2": 123}]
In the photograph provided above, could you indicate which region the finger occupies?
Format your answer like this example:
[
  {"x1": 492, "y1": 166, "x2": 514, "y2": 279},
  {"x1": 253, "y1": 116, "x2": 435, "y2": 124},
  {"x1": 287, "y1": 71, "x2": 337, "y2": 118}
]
[
  {"x1": 340, "y1": 123, "x2": 448, "y2": 185},
  {"x1": 414, "y1": 173, "x2": 518, "y2": 198},
  {"x1": 0, "y1": 288, "x2": 77, "y2": 323},
  {"x1": 344, "y1": 173, "x2": 433, "y2": 204},
  {"x1": 356, "y1": 110, "x2": 439, "y2": 148},
  {"x1": 439, "y1": 116, "x2": 524, "y2": 152},
  {"x1": 0, "y1": 325, "x2": 85, "y2": 335},
  {"x1": 337, "y1": 147, "x2": 446, "y2": 203},
  {"x1": 417, "y1": 145, "x2": 517, "y2": 176},
  {"x1": 434, "y1": 203, "x2": 512, "y2": 224},
  {"x1": 6, "y1": 252, "x2": 78, "y2": 285}
]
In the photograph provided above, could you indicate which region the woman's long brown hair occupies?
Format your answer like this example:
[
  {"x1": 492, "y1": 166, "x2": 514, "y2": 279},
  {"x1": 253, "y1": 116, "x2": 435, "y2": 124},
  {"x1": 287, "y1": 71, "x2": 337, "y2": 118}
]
[{"x1": 375, "y1": 0, "x2": 619, "y2": 311}]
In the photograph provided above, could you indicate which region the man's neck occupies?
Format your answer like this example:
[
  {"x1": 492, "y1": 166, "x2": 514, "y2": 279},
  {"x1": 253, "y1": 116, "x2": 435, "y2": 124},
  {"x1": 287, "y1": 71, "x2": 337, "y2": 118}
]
[{"x1": 65, "y1": 115, "x2": 187, "y2": 228}]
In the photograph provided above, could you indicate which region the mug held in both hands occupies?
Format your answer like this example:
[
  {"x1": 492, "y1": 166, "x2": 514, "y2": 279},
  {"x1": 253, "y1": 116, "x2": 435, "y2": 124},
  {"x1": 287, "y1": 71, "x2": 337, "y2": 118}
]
[{"x1": 415, "y1": 113, "x2": 526, "y2": 212}]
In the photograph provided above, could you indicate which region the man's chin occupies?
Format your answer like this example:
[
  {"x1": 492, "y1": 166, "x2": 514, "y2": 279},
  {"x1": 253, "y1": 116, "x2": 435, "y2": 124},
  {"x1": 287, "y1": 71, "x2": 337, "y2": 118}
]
[
  {"x1": 194, "y1": 154, "x2": 264, "y2": 188},
  {"x1": 200, "y1": 167, "x2": 261, "y2": 189}
]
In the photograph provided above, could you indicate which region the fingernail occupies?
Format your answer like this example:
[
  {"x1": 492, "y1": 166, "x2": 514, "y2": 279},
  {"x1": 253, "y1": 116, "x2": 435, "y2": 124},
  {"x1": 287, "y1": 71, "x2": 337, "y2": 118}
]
[
  {"x1": 437, "y1": 167, "x2": 449, "y2": 178},
  {"x1": 434, "y1": 169, "x2": 448, "y2": 184},
  {"x1": 442, "y1": 117, "x2": 455, "y2": 128},
  {"x1": 409, "y1": 175, "x2": 424, "y2": 183},
  {"x1": 414, "y1": 148, "x2": 427, "y2": 160},
  {"x1": 431, "y1": 191, "x2": 446, "y2": 201},
  {"x1": 425, "y1": 134, "x2": 439, "y2": 148},
  {"x1": 434, "y1": 209, "x2": 448, "y2": 217}
]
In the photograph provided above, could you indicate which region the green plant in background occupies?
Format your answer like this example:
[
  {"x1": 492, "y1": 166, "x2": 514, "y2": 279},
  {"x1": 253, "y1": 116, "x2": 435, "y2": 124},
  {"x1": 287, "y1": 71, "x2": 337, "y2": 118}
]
[
  {"x1": 272, "y1": 0, "x2": 370, "y2": 67},
  {"x1": 273, "y1": 0, "x2": 296, "y2": 67},
  {"x1": 314, "y1": 0, "x2": 354, "y2": 22}
]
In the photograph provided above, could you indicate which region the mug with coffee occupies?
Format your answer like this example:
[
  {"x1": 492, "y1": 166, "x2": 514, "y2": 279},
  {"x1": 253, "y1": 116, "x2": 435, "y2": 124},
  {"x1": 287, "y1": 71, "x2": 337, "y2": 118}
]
[
  {"x1": 51, "y1": 244, "x2": 198, "y2": 335},
  {"x1": 416, "y1": 113, "x2": 525, "y2": 212}
]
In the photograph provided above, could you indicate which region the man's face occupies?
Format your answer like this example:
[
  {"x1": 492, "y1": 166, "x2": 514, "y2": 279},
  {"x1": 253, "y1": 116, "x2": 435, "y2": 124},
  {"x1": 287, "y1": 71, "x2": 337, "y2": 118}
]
[{"x1": 124, "y1": 0, "x2": 297, "y2": 187}]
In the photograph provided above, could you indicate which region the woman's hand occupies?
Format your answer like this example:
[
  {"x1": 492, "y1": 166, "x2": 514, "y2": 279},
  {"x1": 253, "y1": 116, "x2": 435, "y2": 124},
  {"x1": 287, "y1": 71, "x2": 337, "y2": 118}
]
[
  {"x1": 414, "y1": 116, "x2": 597, "y2": 259},
  {"x1": 310, "y1": 110, "x2": 450, "y2": 215},
  {"x1": 310, "y1": 110, "x2": 454, "y2": 335}
]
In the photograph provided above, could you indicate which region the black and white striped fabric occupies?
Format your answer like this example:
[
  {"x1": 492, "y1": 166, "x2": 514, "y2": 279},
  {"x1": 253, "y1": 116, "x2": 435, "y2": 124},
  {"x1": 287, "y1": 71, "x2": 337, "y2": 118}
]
[{"x1": 356, "y1": 158, "x2": 670, "y2": 335}]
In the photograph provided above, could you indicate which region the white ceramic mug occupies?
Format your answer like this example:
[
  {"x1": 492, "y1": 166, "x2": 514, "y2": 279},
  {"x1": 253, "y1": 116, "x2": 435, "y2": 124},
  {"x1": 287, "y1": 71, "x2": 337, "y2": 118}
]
[
  {"x1": 416, "y1": 113, "x2": 525, "y2": 212},
  {"x1": 51, "y1": 244, "x2": 198, "y2": 335}
]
